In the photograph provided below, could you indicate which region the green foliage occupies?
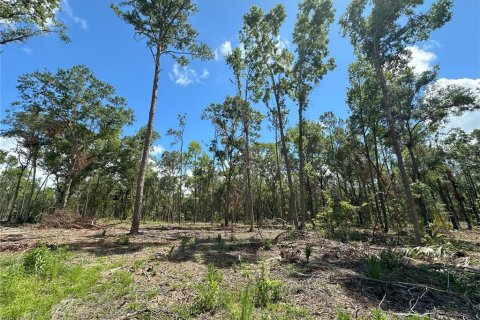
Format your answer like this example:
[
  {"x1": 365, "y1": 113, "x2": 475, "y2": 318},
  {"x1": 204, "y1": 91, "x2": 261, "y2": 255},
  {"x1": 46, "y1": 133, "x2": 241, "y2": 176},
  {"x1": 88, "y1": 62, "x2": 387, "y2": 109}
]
[
  {"x1": 179, "y1": 237, "x2": 197, "y2": 253},
  {"x1": 263, "y1": 239, "x2": 273, "y2": 250},
  {"x1": 335, "y1": 308, "x2": 351, "y2": 320},
  {"x1": 254, "y1": 262, "x2": 283, "y2": 307},
  {"x1": 0, "y1": 247, "x2": 103, "y2": 320},
  {"x1": 305, "y1": 243, "x2": 313, "y2": 262},
  {"x1": 195, "y1": 264, "x2": 223, "y2": 313},
  {"x1": 365, "y1": 255, "x2": 383, "y2": 279},
  {"x1": 364, "y1": 249, "x2": 404, "y2": 279},
  {"x1": 112, "y1": 0, "x2": 212, "y2": 62},
  {"x1": 239, "y1": 284, "x2": 254, "y2": 320},
  {"x1": 216, "y1": 234, "x2": 227, "y2": 251},
  {"x1": 0, "y1": 0, "x2": 68, "y2": 45},
  {"x1": 23, "y1": 245, "x2": 66, "y2": 278},
  {"x1": 116, "y1": 234, "x2": 130, "y2": 245},
  {"x1": 370, "y1": 309, "x2": 388, "y2": 320}
]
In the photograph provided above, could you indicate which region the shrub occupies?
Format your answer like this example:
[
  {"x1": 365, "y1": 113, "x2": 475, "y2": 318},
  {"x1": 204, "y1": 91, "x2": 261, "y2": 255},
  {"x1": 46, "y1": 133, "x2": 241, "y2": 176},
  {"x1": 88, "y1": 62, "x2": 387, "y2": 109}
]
[
  {"x1": 254, "y1": 263, "x2": 282, "y2": 307},
  {"x1": 195, "y1": 264, "x2": 223, "y2": 313},
  {"x1": 305, "y1": 243, "x2": 313, "y2": 262},
  {"x1": 239, "y1": 284, "x2": 253, "y2": 320},
  {"x1": 116, "y1": 234, "x2": 130, "y2": 245},
  {"x1": 365, "y1": 256, "x2": 382, "y2": 279}
]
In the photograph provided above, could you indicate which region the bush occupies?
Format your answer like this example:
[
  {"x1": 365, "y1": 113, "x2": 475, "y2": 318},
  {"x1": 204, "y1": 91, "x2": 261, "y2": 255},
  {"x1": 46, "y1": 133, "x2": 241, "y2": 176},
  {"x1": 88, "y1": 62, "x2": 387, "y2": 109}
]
[
  {"x1": 195, "y1": 264, "x2": 223, "y2": 313},
  {"x1": 305, "y1": 243, "x2": 313, "y2": 262},
  {"x1": 365, "y1": 256, "x2": 383, "y2": 279},
  {"x1": 254, "y1": 263, "x2": 282, "y2": 307},
  {"x1": 239, "y1": 284, "x2": 253, "y2": 320}
]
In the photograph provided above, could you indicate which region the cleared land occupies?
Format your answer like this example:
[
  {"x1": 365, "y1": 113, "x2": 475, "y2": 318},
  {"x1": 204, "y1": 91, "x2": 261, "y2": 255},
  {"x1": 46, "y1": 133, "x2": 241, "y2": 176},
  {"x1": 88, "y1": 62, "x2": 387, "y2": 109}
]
[{"x1": 0, "y1": 222, "x2": 479, "y2": 319}]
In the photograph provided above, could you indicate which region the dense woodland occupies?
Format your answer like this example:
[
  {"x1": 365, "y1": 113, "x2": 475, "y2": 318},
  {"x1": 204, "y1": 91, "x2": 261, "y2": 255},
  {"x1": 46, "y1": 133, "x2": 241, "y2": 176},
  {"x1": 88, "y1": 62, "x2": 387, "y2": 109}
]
[{"x1": 1, "y1": 0, "x2": 479, "y2": 243}]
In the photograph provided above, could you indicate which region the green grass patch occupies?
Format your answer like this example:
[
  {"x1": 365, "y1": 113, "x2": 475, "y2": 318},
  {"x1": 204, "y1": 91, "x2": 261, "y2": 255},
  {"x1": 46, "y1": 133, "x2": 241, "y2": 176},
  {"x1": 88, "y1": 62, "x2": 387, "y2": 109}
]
[
  {"x1": 0, "y1": 246, "x2": 102, "y2": 319},
  {"x1": 0, "y1": 246, "x2": 133, "y2": 320}
]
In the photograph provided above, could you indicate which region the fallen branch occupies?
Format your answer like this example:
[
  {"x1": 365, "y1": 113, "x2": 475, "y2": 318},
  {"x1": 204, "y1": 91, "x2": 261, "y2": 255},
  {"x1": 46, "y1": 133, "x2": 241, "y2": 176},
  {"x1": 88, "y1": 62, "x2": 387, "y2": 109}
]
[{"x1": 113, "y1": 308, "x2": 150, "y2": 320}]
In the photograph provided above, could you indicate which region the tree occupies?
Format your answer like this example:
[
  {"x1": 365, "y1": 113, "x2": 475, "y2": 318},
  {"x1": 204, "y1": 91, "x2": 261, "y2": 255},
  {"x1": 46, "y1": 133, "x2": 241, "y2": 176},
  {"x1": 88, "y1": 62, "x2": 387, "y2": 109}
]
[
  {"x1": 0, "y1": 0, "x2": 68, "y2": 45},
  {"x1": 167, "y1": 114, "x2": 186, "y2": 224},
  {"x1": 225, "y1": 47, "x2": 262, "y2": 231},
  {"x1": 9, "y1": 66, "x2": 133, "y2": 210},
  {"x1": 202, "y1": 98, "x2": 243, "y2": 226},
  {"x1": 291, "y1": 0, "x2": 335, "y2": 231},
  {"x1": 341, "y1": 0, "x2": 454, "y2": 244},
  {"x1": 240, "y1": 4, "x2": 299, "y2": 228},
  {"x1": 112, "y1": 0, "x2": 212, "y2": 234}
]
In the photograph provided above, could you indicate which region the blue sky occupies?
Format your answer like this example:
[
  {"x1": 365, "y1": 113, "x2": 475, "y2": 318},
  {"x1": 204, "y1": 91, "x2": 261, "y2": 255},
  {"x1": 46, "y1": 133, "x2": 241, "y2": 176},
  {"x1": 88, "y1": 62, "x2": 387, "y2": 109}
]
[{"x1": 1, "y1": 0, "x2": 479, "y2": 155}]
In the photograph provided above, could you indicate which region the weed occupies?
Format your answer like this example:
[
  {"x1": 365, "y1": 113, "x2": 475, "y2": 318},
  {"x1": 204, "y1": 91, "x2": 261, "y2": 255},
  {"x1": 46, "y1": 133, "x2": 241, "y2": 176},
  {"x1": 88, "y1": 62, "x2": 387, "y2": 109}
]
[
  {"x1": 239, "y1": 284, "x2": 253, "y2": 320},
  {"x1": 0, "y1": 247, "x2": 104, "y2": 320},
  {"x1": 195, "y1": 264, "x2": 223, "y2": 313},
  {"x1": 335, "y1": 308, "x2": 351, "y2": 320},
  {"x1": 263, "y1": 239, "x2": 273, "y2": 250},
  {"x1": 179, "y1": 237, "x2": 197, "y2": 253},
  {"x1": 378, "y1": 249, "x2": 403, "y2": 270},
  {"x1": 116, "y1": 234, "x2": 130, "y2": 245},
  {"x1": 254, "y1": 262, "x2": 282, "y2": 307},
  {"x1": 216, "y1": 234, "x2": 226, "y2": 251},
  {"x1": 365, "y1": 256, "x2": 383, "y2": 279},
  {"x1": 305, "y1": 243, "x2": 313, "y2": 262},
  {"x1": 370, "y1": 309, "x2": 388, "y2": 320}
]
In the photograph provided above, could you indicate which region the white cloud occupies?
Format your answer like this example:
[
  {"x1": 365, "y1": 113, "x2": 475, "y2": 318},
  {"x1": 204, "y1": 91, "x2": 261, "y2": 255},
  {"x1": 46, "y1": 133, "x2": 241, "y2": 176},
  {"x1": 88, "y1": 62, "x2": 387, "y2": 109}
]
[
  {"x1": 435, "y1": 78, "x2": 480, "y2": 133},
  {"x1": 168, "y1": 64, "x2": 208, "y2": 86},
  {"x1": 62, "y1": 0, "x2": 88, "y2": 30},
  {"x1": 21, "y1": 46, "x2": 32, "y2": 54},
  {"x1": 406, "y1": 45, "x2": 436, "y2": 74},
  {"x1": 0, "y1": 137, "x2": 17, "y2": 155},
  {"x1": 214, "y1": 41, "x2": 233, "y2": 60},
  {"x1": 200, "y1": 69, "x2": 209, "y2": 79},
  {"x1": 151, "y1": 144, "x2": 165, "y2": 156}
]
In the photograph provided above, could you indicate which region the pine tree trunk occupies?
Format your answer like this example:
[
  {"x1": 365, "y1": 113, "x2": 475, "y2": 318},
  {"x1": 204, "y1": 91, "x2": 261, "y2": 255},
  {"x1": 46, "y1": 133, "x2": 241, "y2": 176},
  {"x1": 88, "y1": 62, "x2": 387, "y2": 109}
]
[
  {"x1": 131, "y1": 45, "x2": 161, "y2": 235},
  {"x1": 298, "y1": 99, "x2": 306, "y2": 231},
  {"x1": 372, "y1": 52, "x2": 422, "y2": 245},
  {"x1": 269, "y1": 75, "x2": 298, "y2": 228}
]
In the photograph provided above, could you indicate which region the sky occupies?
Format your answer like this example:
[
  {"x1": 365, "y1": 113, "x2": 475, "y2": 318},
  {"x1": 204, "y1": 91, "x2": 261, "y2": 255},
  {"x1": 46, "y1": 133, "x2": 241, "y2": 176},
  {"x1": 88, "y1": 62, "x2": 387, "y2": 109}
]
[{"x1": 1, "y1": 0, "x2": 479, "y2": 156}]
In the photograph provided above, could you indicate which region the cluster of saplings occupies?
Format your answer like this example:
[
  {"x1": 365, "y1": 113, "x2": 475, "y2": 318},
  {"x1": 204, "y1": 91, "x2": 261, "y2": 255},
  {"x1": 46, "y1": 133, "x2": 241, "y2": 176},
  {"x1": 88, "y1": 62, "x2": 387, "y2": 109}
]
[{"x1": 1, "y1": 0, "x2": 479, "y2": 245}]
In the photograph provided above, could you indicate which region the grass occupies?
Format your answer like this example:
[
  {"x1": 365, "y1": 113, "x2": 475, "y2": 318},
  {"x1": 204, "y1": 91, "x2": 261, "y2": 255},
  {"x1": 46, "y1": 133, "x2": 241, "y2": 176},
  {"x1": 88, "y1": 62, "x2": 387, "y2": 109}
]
[{"x1": 0, "y1": 245, "x2": 132, "y2": 320}]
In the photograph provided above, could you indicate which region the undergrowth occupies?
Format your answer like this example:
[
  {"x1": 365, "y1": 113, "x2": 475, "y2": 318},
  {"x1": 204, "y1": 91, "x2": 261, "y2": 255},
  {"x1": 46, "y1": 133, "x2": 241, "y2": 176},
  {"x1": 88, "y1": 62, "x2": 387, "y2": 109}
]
[{"x1": 0, "y1": 245, "x2": 131, "y2": 320}]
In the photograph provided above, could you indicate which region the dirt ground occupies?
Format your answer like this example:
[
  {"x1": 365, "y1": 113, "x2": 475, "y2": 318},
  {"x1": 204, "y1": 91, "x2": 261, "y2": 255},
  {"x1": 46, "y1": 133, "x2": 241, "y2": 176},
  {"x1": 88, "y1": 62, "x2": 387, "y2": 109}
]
[{"x1": 0, "y1": 221, "x2": 479, "y2": 319}]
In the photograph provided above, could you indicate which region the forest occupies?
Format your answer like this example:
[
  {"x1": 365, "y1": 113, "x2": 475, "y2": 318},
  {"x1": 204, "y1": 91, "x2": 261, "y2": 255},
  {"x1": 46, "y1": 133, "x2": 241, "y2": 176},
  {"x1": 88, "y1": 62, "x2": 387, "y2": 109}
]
[{"x1": 0, "y1": 0, "x2": 479, "y2": 319}]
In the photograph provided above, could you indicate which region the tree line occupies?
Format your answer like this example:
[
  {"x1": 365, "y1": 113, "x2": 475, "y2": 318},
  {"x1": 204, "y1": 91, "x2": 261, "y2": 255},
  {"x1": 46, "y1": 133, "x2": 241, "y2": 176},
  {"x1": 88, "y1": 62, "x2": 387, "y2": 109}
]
[{"x1": 1, "y1": 0, "x2": 479, "y2": 244}]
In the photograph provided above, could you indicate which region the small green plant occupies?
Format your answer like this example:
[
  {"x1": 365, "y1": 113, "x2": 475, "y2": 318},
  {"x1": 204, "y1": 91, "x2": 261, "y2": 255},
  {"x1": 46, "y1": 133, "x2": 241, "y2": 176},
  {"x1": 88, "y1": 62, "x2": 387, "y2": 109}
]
[
  {"x1": 239, "y1": 284, "x2": 253, "y2": 320},
  {"x1": 255, "y1": 262, "x2": 282, "y2": 307},
  {"x1": 116, "y1": 234, "x2": 130, "y2": 245},
  {"x1": 370, "y1": 308, "x2": 388, "y2": 320},
  {"x1": 378, "y1": 249, "x2": 403, "y2": 270},
  {"x1": 335, "y1": 308, "x2": 351, "y2": 320},
  {"x1": 216, "y1": 234, "x2": 226, "y2": 250},
  {"x1": 179, "y1": 237, "x2": 196, "y2": 253},
  {"x1": 263, "y1": 238, "x2": 273, "y2": 250},
  {"x1": 305, "y1": 243, "x2": 313, "y2": 262},
  {"x1": 365, "y1": 256, "x2": 382, "y2": 279},
  {"x1": 23, "y1": 245, "x2": 67, "y2": 278},
  {"x1": 195, "y1": 264, "x2": 223, "y2": 313}
]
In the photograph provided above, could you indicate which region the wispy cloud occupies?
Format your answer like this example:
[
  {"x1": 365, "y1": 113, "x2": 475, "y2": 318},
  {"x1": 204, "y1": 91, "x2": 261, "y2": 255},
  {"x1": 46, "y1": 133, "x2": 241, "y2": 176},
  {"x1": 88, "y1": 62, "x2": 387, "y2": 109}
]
[
  {"x1": 214, "y1": 41, "x2": 233, "y2": 60},
  {"x1": 62, "y1": 0, "x2": 88, "y2": 30},
  {"x1": 151, "y1": 144, "x2": 165, "y2": 156},
  {"x1": 21, "y1": 46, "x2": 32, "y2": 54},
  {"x1": 406, "y1": 45, "x2": 437, "y2": 74},
  {"x1": 168, "y1": 64, "x2": 209, "y2": 86}
]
